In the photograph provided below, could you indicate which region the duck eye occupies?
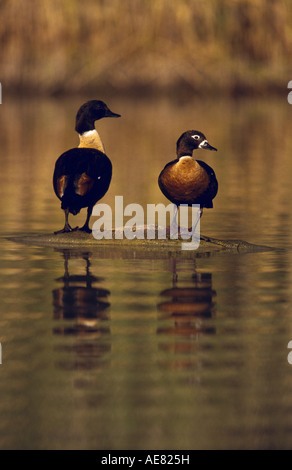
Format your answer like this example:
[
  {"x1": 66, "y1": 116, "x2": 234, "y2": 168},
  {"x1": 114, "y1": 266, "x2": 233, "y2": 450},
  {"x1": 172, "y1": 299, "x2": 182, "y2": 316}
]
[{"x1": 192, "y1": 135, "x2": 200, "y2": 140}]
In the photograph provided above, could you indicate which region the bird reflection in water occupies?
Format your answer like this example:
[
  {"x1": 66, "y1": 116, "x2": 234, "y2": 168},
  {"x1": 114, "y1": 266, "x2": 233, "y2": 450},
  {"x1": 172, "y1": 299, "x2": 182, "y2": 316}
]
[
  {"x1": 52, "y1": 250, "x2": 111, "y2": 370},
  {"x1": 157, "y1": 259, "x2": 216, "y2": 371}
]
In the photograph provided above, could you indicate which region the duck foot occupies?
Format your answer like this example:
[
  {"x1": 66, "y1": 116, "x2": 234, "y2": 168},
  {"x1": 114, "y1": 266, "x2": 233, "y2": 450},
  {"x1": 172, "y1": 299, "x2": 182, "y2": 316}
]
[
  {"x1": 78, "y1": 224, "x2": 92, "y2": 234},
  {"x1": 165, "y1": 225, "x2": 198, "y2": 239},
  {"x1": 165, "y1": 224, "x2": 180, "y2": 238},
  {"x1": 54, "y1": 225, "x2": 79, "y2": 235},
  {"x1": 178, "y1": 227, "x2": 194, "y2": 239}
]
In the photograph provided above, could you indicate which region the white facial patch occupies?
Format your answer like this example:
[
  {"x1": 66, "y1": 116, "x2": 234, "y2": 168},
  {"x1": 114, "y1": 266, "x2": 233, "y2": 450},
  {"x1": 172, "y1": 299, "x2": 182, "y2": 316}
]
[{"x1": 199, "y1": 139, "x2": 208, "y2": 148}]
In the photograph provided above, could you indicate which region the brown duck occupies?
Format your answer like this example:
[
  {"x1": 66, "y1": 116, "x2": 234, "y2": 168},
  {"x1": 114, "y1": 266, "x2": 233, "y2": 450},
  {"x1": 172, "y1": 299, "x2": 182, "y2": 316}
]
[{"x1": 158, "y1": 130, "x2": 218, "y2": 229}]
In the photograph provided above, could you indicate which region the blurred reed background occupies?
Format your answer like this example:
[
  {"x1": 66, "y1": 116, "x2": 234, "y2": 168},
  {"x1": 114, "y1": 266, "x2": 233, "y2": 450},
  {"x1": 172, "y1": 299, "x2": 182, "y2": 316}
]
[{"x1": 1, "y1": 0, "x2": 291, "y2": 97}]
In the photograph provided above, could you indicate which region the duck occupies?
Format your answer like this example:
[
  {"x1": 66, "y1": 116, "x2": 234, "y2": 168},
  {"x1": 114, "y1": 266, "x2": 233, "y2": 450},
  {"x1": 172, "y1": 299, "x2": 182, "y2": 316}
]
[
  {"x1": 53, "y1": 100, "x2": 121, "y2": 234},
  {"x1": 158, "y1": 130, "x2": 218, "y2": 233}
]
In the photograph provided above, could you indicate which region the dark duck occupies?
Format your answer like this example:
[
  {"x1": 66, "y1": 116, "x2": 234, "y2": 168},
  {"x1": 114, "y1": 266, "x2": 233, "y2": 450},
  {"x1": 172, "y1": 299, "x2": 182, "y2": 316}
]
[
  {"x1": 53, "y1": 100, "x2": 120, "y2": 234},
  {"x1": 158, "y1": 130, "x2": 218, "y2": 233}
]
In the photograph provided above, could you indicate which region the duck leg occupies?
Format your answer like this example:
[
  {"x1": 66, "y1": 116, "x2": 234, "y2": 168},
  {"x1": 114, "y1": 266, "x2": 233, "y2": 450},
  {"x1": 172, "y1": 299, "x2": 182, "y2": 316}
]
[
  {"x1": 79, "y1": 206, "x2": 93, "y2": 233},
  {"x1": 189, "y1": 207, "x2": 202, "y2": 237},
  {"x1": 54, "y1": 208, "x2": 79, "y2": 234},
  {"x1": 166, "y1": 205, "x2": 179, "y2": 237},
  {"x1": 179, "y1": 207, "x2": 203, "y2": 239}
]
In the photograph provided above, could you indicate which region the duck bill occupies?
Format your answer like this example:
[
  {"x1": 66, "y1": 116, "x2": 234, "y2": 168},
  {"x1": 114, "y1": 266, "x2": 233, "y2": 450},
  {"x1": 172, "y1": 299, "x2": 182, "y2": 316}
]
[
  {"x1": 105, "y1": 108, "x2": 121, "y2": 118},
  {"x1": 199, "y1": 140, "x2": 217, "y2": 151}
]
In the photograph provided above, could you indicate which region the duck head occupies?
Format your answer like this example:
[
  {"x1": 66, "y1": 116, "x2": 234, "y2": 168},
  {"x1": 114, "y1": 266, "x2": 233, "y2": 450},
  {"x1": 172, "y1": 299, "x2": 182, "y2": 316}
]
[
  {"x1": 75, "y1": 100, "x2": 121, "y2": 134},
  {"x1": 176, "y1": 130, "x2": 217, "y2": 158}
]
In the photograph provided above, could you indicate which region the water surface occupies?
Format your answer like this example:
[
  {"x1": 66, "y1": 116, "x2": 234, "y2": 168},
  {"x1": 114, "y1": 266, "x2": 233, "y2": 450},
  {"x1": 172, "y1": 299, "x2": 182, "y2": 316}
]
[{"x1": 0, "y1": 95, "x2": 292, "y2": 450}]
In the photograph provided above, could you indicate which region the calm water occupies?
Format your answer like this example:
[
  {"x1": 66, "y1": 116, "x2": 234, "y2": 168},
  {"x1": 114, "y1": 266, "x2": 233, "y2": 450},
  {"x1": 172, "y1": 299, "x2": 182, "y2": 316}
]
[{"x1": 1, "y1": 95, "x2": 292, "y2": 450}]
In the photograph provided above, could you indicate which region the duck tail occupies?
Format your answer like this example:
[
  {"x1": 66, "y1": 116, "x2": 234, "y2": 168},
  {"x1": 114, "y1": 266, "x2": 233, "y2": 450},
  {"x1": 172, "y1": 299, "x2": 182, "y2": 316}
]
[{"x1": 60, "y1": 187, "x2": 83, "y2": 215}]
